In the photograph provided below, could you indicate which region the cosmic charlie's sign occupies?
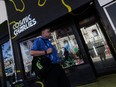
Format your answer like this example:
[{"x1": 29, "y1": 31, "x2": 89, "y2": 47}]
[
  {"x1": 11, "y1": 14, "x2": 37, "y2": 36},
  {"x1": 5, "y1": 0, "x2": 91, "y2": 39}
]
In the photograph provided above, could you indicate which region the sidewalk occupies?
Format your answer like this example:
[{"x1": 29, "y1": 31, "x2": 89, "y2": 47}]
[{"x1": 77, "y1": 74, "x2": 116, "y2": 87}]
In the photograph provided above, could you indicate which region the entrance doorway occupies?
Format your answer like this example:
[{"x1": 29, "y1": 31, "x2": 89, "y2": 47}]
[{"x1": 79, "y1": 17, "x2": 116, "y2": 74}]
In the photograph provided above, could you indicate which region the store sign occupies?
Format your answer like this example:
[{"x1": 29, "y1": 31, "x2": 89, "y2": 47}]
[
  {"x1": 5, "y1": 0, "x2": 91, "y2": 39},
  {"x1": 11, "y1": 14, "x2": 37, "y2": 36},
  {"x1": 97, "y1": 0, "x2": 113, "y2": 6}
]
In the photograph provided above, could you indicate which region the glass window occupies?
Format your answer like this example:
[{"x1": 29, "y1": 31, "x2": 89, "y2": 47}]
[
  {"x1": 19, "y1": 25, "x2": 85, "y2": 78},
  {"x1": 50, "y1": 26, "x2": 84, "y2": 69},
  {"x1": 1, "y1": 41, "x2": 15, "y2": 86},
  {"x1": 20, "y1": 38, "x2": 36, "y2": 78},
  {"x1": 1, "y1": 41, "x2": 14, "y2": 76},
  {"x1": 81, "y1": 23, "x2": 116, "y2": 73}
]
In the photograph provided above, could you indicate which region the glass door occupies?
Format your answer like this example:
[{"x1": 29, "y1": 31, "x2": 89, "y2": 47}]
[{"x1": 80, "y1": 22, "x2": 116, "y2": 73}]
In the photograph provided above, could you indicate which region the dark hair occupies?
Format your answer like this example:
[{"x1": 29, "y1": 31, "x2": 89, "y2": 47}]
[{"x1": 41, "y1": 28, "x2": 50, "y2": 34}]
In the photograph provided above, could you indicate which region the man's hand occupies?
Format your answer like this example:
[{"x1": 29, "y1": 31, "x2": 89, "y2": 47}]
[{"x1": 47, "y1": 48, "x2": 52, "y2": 54}]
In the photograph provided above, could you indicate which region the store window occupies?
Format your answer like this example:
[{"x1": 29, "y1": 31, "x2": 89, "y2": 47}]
[
  {"x1": 81, "y1": 23, "x2": 116, "y2": 73},
  {"x1": 1, "y1": 41, "x2": 15, "y2": 86},
  {"x1": 19, "y1": 25, "x2": 84, "y2": 78},
  {"x1": 50, "y1": 27, "x2": 84, "y2": 68},
  {"x1": 20, "y1": 38, "x2": 35, "y2": 77}
]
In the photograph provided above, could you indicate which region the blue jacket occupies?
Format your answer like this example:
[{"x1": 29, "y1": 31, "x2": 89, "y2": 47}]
[{"x1": 31, "y1": 37, "x2": 60, "y2": 64}]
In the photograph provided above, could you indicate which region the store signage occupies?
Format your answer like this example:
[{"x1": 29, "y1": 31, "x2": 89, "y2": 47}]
[
  {"x1": 97, "y1": 0, "x2": 113, "y2": 6},
  {"x1": 11, "y1": 14, "x2": 37, "y2": 36},
  {"x1": 5, "y1": 0, "x2": 91, "y2": 39}
]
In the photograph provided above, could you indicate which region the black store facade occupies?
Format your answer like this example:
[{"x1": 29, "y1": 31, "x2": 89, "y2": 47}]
[{"x1": 0, "y1": 0, "x2": 116, "y2": 87}]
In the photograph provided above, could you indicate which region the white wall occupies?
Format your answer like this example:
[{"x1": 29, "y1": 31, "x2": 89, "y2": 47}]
[
  {"x1": 97, "y1": 0, "x2": 113, "y2": 6},
  {"x1": 0, "y1": 0, "x2": 8, "y2": 24}
]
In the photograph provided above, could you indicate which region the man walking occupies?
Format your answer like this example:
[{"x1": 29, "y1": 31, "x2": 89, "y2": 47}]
[{"x1": 30, "y1": 28, "x2": 71, "y2": 87}]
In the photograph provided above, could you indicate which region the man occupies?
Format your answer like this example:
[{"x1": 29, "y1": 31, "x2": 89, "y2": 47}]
[
  {"x1": 64, "y1": 40, "x2": 70, "y2": 52},
  {"x1": 30, "y1": 28, "x2": 71, "y2": 87}
]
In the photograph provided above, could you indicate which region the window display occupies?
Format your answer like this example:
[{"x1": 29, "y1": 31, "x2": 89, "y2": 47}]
[
  {"x1": 1, "y1": 41, "x2": 15, "y2": 86},
  {"x1": 1, "y1": 41, "x2": 14, "y2": 76},
  {"x1": 20, "y1": 38, "x2": 35, "y2": 77}
]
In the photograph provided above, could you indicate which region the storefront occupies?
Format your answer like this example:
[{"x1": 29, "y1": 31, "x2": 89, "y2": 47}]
[{"x1": 0, "y1": 0, "x2": 116, "y2": 87}]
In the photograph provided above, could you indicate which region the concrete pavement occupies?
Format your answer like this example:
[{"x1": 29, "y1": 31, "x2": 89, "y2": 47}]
[{"x1": 77, "y1": 74, "x2": 116, "y2": 87}]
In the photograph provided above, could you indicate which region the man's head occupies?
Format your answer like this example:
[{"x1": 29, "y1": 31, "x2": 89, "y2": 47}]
[{"x1": 41, "y1": 28, "x2": 51, "y2": 39}]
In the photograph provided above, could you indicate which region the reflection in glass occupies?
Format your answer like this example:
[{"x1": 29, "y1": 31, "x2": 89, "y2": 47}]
[
  {"x1": 81, "y1": 23, "x2": 116, "y2": 73},
  {"x1": 1, "y1": 41, "x2": 14, "y2": 76},
  {"x1": 20, "y1": 38, "x2": 35, "y2": 78},
  {"x1": 1, "y1": 41, "x2": 15, "y2": 86},
  {"x1": 50, "y1": 27, "x2": 84, "y2": 69}
]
